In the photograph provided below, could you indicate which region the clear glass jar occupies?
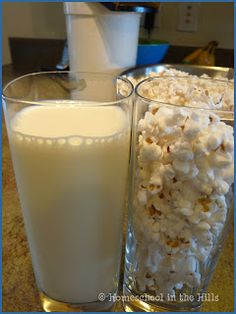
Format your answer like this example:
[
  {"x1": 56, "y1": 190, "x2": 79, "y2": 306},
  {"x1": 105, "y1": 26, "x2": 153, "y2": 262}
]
[{"x1": 123, "y1": 76, "x2": 234, "y2": 311}]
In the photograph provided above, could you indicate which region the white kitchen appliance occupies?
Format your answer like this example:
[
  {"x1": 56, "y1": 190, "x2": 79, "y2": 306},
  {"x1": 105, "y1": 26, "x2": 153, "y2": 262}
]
[{"x1": 64, "y1": 2, "x2": 142, "y2": 74}]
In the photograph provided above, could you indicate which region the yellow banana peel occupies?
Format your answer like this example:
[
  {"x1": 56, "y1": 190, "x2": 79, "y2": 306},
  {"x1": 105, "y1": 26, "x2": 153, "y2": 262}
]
[{"x1": 183, "y1": 41, "x2": 218, "y2": 66}]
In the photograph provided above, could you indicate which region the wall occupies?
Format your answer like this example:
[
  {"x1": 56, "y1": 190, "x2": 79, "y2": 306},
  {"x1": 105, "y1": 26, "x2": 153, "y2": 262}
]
[
  {"x1": 2, "y1": 2, "x2": 66, "y2": 65},
  {"x1": 2, "y1": 2, "x2": 234, "y2": 65},
  {"x1": 140, "y1": 2, "x2": 234, "y2": 49}
]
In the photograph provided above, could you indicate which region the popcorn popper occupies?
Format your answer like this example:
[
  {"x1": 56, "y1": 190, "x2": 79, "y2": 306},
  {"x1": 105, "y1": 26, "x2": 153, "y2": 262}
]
[{"x1": 64, "y1": 2, "x2": 158, "y2": 74}]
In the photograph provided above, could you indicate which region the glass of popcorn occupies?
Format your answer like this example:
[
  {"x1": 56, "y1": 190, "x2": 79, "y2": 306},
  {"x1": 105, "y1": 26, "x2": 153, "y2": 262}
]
[{"x1": 123, "y1": 76, "x2": 234, "y2": 311}]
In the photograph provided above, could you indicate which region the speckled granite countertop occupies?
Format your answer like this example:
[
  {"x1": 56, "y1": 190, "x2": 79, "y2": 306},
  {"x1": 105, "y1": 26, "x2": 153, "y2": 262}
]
[{"x1": 2, "y1": 65, "x2": 234, "y2": 312}]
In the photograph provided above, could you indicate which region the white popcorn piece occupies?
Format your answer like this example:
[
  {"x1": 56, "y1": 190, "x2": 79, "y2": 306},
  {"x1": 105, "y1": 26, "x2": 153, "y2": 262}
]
[
  {"x1": 188, "y1": 214, "x2": 201, "y2": 224},
  {"x1": 214, "y1": 180, "x2": 230, "y2": 195},
  {"x1": 183, "y1": 119, "x2": 202, "y2": 138},
  {"x1": 197, "y1": 222, "x2": 211, "y2": 231},
  {"x1": 148, "y1": 174, "x2": 163, "y2": 195},
  {"x1": 210, "y1": 152, "x2": 233, "y2": 167},
  {"x1": 145, "y1": 111, "x2": 158, "y2": 126},
  {"x1": 137, "y1": 189, "x2": 147, "y2": 206},
  {"x1": 223, "y1": 140, "x2": 234, "y2": 152},
  {"x1": 162, "y1": 164, "x2": 176, "y2": 179},
  {"x1": 180, "y1": 207, "x2": 194, "y2": 216},
  {"x1": 219, "y1": 164, "x2": 234, "y2": 186},
  {"x1": 207, "y1": 134, "x2": 222, "y2": 150},
  {"x1": 172, "y1": 159, "x2": 190, "y2": 174},
  {"x1": 170, "y1": 141, "x2": 194, "y2": 161},
  {"x1": 140, "y1": 142, "x2": 163, "y2": 162}
]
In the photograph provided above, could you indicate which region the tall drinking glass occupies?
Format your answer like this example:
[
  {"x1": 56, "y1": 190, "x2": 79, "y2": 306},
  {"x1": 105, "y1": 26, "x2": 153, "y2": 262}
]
[
  {"x1": 3, "y1": 72, "x2": 133, "y2": 312},
  {"x1": 123, "y1": 76, "x2": 234, "y2": 311}
]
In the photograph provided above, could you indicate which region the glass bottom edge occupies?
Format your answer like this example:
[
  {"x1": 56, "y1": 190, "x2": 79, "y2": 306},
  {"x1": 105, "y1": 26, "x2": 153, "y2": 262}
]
[
  {"x1": 123, "y1": 285, "x2": 201, "y2": 312},
  {"x1": 39, "y1": 291, "x2": 116, "y2": 312}
]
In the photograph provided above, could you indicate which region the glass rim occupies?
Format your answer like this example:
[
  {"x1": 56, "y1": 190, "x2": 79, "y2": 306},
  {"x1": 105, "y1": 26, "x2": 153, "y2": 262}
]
[
  {"x1": 2, "y1": 70, "x2": 134, "y2": 106},
  {"x1": 135, "y1": 75, "x2": 234, "y2": 115}
]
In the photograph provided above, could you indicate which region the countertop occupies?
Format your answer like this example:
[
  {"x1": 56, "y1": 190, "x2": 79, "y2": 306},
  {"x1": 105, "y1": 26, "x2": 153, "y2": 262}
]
[{"x1": 2, "y1": 64, "x2": 234, "y2": 312}]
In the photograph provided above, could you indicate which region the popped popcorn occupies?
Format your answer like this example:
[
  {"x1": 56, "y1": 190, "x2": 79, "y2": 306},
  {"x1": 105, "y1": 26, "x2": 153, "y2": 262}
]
[
  {"x1": 127, "y1": 75, "x2": 234, "y2": 299},
  {"x1": 126, "y1": 68, "x2": 234, "y2": 112}
]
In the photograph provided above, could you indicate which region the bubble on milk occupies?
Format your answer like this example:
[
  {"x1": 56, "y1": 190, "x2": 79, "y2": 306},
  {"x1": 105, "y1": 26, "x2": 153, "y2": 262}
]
[{"x1": 69, "y1": 137, "x2": 83, "y2": 146}]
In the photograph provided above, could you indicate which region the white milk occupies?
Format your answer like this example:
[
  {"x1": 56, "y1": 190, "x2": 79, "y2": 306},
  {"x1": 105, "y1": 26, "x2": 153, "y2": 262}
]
[{"x1": 9, "y1": 104, "x2": 130, "y2": 303}]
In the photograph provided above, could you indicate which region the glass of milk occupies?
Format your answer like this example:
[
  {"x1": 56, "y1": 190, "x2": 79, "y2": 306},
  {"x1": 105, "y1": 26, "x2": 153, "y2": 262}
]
[
  {"x1": 3, "y1": 72, "x2": 134, "y2": 312},
  {"x1": 123, "y1": 76, "x2": 234, "y2": 312}
]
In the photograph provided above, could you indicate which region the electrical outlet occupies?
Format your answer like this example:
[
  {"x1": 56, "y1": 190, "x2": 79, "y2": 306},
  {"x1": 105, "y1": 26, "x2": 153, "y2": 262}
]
[{"x1": 178, "y1": 3, "x2": 199, "y2": 32}]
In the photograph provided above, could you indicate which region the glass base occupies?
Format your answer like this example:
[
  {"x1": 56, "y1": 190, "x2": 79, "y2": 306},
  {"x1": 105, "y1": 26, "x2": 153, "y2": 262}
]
[
  {"x1": 39, "y1": 291, "x2": 115, "y2": 312},
  {"x1": 123, "y1": 285, "x2": 201, "y2": 312}
]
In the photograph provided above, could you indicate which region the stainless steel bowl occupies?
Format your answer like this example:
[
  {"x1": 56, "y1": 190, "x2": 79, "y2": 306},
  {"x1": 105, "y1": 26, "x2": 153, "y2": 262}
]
[{"x1": 121, "y1": 64, "x2": 234, "y2": 80}]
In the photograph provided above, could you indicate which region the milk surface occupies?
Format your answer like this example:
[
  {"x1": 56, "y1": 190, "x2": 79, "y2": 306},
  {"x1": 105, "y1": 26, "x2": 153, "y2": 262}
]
[{"x1": 10, "y1": 104, "x2": 130, "y2": 303}]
